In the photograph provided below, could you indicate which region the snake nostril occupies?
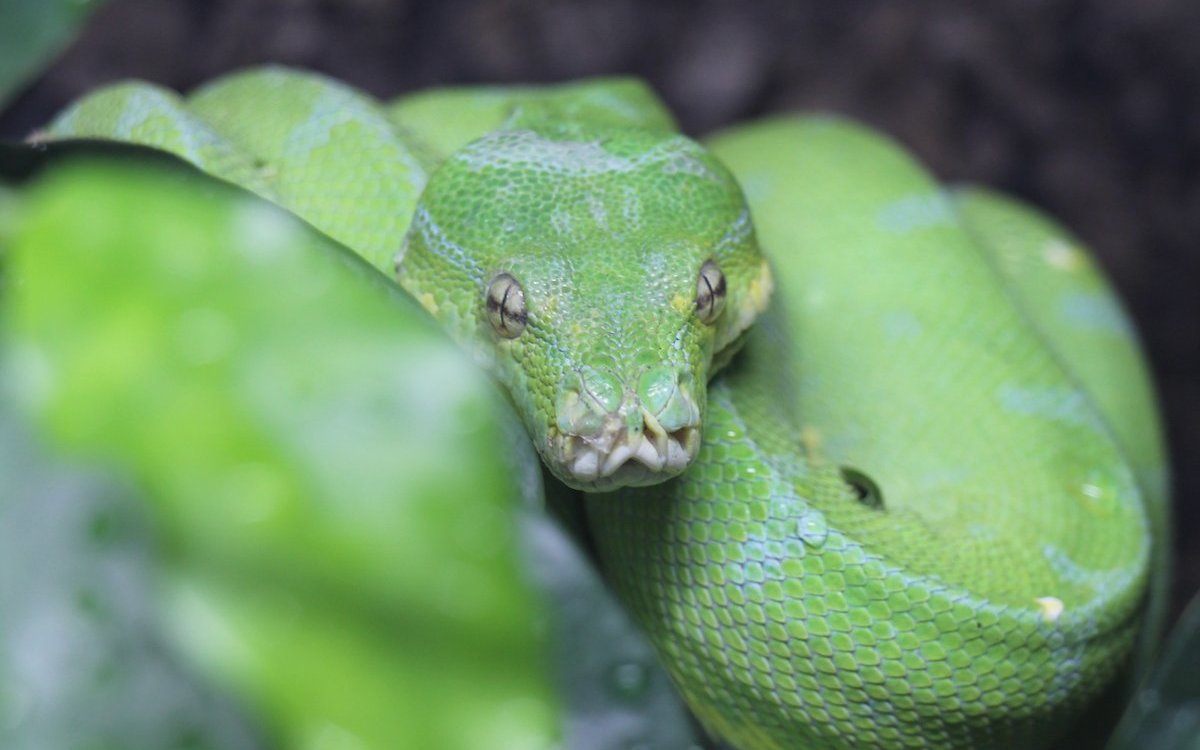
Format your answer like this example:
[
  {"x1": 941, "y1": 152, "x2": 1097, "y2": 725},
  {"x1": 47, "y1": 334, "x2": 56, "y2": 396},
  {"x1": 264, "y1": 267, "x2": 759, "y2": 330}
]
[{"x1": 840, "y1": 467, "x2": 884, "y2": 510}]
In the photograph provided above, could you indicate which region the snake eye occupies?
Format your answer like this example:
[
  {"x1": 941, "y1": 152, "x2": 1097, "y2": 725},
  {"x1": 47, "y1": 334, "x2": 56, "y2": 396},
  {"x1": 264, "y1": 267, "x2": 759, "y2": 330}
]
[
  {"x1": 840, "y1": 467, "x2": 884, "y2": 510},
  {"x1": 485, "y1": 273, "x2": 527, "y2": 338},
  {"x1": 695, "y1": 260, "x2": 727, "y2": 325}
]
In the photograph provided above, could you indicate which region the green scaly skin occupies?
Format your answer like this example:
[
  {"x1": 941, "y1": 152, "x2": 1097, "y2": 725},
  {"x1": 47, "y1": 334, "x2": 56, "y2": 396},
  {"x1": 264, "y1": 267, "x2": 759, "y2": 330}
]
[{"x1": 42, "y1": 67, "x2": 1168, "y2": 749}]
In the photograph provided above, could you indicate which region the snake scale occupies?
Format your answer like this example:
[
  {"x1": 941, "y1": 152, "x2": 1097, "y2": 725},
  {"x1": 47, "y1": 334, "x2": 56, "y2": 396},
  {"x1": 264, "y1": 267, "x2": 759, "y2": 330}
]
[{"x1": 40, "y1": 67, "x2": 1169, "y2": 749}]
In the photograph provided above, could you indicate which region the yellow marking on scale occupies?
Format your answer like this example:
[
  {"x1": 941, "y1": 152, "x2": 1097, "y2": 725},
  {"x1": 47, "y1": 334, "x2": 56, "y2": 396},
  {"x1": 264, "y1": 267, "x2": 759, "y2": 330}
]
[
  {"x1": 801, "y1": 425, "x2": 824, "y2": 460},
  {"x1": 744, "y1": 259, "x2": 775, "y2": 316},
  {"x1": 418, "y1": 292, "x2": 439, "y2": 315}
]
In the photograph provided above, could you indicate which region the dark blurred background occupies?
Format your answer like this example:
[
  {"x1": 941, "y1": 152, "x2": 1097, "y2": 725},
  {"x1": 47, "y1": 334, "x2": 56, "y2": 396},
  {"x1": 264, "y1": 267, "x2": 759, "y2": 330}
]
[{"x1": 1, "y1": 0, "x2": 1196, "y2": 618}]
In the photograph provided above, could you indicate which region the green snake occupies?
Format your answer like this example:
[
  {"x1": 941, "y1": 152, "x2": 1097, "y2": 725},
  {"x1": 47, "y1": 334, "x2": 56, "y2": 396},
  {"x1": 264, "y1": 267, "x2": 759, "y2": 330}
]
[{"x1": 41, "y1": 67, "x2": 1169, "y2": 749}]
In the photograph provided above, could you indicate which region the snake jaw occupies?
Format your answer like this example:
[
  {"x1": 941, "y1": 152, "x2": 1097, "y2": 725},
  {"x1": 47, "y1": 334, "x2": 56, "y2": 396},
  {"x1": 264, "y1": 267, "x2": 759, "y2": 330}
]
[
  {"x1": 551, "y1": 364, "x2": 704, "y2": 490},
  {"x1": 556, "y1": 415, "x2": 701, "y2": 490}
]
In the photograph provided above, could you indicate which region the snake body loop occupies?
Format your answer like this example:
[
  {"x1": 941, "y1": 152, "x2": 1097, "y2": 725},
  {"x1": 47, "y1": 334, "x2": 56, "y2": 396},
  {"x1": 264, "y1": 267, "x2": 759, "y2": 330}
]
[{"x1": 44, "y1": 67, "x2": 1168, "y2": 750}]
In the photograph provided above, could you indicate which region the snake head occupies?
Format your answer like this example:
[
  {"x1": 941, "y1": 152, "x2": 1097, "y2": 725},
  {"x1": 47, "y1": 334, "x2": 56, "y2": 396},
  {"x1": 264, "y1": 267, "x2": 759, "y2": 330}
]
[{"x1": 397, "y1": 123, "x2": 772, "y2": 491}]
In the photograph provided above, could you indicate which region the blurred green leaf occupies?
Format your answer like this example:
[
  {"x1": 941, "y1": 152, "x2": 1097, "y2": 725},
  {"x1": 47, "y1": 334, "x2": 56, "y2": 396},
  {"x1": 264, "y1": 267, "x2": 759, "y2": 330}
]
[
  {"x1": 0, "y1": 417, "x2": 266, "y2": 750},
  {"x1": 0, "y1": 0, "x2": 107, "y2": 110},
  {"x1": 1, "y1": 155, "x2": 558, "y2": 749},
  {"x1": 523, "y1": 501, "x2": 706, "y2": 750}
]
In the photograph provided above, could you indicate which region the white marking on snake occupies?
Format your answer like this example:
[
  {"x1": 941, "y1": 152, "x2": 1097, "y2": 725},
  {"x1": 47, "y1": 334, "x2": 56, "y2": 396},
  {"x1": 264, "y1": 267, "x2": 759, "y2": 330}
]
[
  {"x1": 411, "y1": 206, "x2": 485, "y2": 279},
  {"x1": 1042, "y1": 239, "x2": 1083, "y2": 271},
  {"x1": 118, "y1": 89, "x2": 206, "y2": 165},
  {"x1": 1035, "y1": 596, "x2": 1064, "y2": 622},
  {"x1": 996, "y1": 384, "x2": 1105, "y2": 431},
  {"x1": 1059, "y1": 292, "x2": 1134, "y2": 337},
  {"x1": 283, "y1": 86, "x2": 425, "y2": 195},
  {"x1": 877, "y1": 192, "x2": 955, "y2": 233},
  {"x1": 457, "y1": 130, "x2": 720, "y2": 182}
]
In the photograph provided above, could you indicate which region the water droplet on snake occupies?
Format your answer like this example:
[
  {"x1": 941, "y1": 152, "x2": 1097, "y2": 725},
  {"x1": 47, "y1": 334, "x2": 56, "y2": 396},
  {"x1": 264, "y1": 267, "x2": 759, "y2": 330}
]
[
  {"x1": 608, "y1": 661, "x2": 650, "y2": 701},
  {"x1": 1077, "y1": 469, "x2": 1117, "y2": 517},
  {"x1": 796, "y1": 512, "x2": 828, "y2": 547}
]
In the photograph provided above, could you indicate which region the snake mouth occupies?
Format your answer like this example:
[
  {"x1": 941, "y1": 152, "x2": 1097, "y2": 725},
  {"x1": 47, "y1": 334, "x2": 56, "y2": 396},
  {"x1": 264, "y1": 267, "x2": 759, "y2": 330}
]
[{"x1": 556, "y1": 409, "x2": 701, "y2": 490}]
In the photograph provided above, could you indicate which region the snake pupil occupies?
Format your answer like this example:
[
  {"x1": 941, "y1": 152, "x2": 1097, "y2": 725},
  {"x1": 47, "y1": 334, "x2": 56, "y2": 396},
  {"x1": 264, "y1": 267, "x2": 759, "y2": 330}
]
[
  {"x1": 485, "y1": 273, "x2": 527, "y2": 338},
  {"x1": 840, "y1": 467, "x2": 883, "y2": 510},
  {"x1": 696, "y1": 260, "x2": 727, "y2": 324}
]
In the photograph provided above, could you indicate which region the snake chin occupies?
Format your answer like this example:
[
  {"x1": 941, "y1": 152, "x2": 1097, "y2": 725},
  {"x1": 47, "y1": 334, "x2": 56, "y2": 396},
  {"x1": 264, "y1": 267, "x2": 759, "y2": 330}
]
[{"x1": 556, "y1": 421, "x2": 701, "y2": 491}]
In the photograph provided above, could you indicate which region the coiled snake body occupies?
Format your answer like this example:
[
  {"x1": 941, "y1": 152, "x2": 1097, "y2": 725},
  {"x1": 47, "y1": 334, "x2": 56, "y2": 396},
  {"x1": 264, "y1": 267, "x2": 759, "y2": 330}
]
[{"x1": 45, "y1": 67, "x2": 1168, "y2": 750}]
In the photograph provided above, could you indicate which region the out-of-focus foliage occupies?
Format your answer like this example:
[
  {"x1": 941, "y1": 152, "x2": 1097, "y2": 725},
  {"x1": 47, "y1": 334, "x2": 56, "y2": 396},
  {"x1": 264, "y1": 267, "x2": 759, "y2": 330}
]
[
  {"x1": 0, "y1": 419, "x2": 267, "y2": 750},
  {"x1": 0, "y1": 0, "x2": 107, "y2": 109},
  {"x1": 0, "y1": 155, "x2": 558, "y2": 750},
  {"x1": 1106, "y1": 589, "x2": 1200, "y2": 750},
  {"x1": 0, "y1": 134, "x2": 705, "y2": 748},
  {"x1": 521, "y1": 501, "x2": 706, "y2": 749}
]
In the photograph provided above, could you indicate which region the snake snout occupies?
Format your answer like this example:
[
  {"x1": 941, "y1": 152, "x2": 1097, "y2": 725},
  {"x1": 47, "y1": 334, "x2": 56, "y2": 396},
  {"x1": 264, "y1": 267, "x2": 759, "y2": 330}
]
[{"x1": 553, "y1": 363, "x2": 702, "y2": 489}]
